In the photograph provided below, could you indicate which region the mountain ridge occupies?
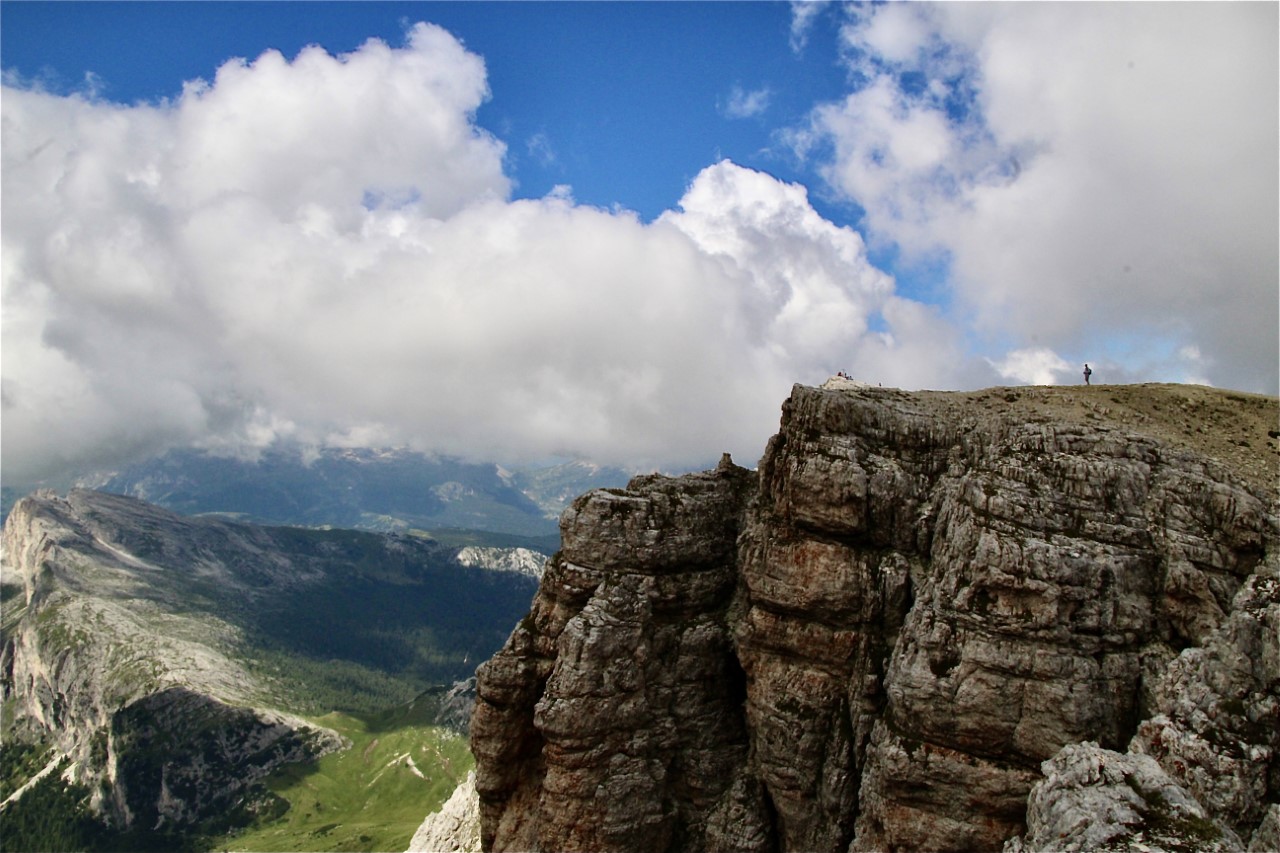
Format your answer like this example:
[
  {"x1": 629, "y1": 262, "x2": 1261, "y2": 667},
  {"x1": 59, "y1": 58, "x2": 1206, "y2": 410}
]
[
  {"x1": 0, "y1": 488, "x2": 540, "y2": 842},
  {"x1": 2, "y1": 448, "x2": 640, "y2": 547}
]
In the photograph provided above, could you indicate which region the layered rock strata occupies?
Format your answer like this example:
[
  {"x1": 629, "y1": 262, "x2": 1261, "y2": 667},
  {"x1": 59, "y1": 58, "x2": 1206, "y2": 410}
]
[
  {"x1": 472, "y1": 456, "x2": 756, "y2": 852},
  {"x1": 472, "y1": 383, "x2": 1279, "y2": 852},
  {"x1": 0, "y1": 490, "x2": 347, "y2": 828}
]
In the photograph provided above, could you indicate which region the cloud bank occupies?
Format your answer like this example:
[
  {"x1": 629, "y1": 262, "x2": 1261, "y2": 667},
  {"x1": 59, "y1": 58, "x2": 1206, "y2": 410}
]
[
  {"x1": 3, "y1": 23, "x2": 978, "y2": 484},
  {"x1": 791, "y1": 2, "x2": 1278, "y2": 392},
  {"x1": 5, "y1": 6, "x2": 1275, "y2": 487}
]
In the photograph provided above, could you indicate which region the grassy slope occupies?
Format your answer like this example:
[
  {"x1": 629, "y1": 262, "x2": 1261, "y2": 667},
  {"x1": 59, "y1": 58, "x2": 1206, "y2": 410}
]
[
  {"x1": 0, "y1": 690, "x2": 474, "y2": 853},
  {"x1": 1, "y1": 496, "x2": 533, "y2": 851},
  {"x1": 215, "y1": 699, "x2": 472, "y2": 853},
  {"x1": 915, "y1": 383, "x2": 1278, "y2": 492}
]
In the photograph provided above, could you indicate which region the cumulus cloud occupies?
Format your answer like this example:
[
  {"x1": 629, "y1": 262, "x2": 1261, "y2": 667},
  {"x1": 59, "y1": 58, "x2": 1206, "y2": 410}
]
[
  {"x1": 3, "y1": 23, "x2": 980, "y2": 485},
  {"x1": 843, "y1": 1, "x2": 933, "y2": 67},
  {"x1": 988, "y1": 347, "x2": 1072, "y2": 387},
  {"x1": 793, "y1": 2, "x2": 1279, "y2": 394}
]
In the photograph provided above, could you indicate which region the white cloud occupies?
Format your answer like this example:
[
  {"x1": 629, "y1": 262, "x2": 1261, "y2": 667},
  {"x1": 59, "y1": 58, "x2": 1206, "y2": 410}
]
[
  {"x1": 4, "y1": 26, "x2": 984, "y2": 485},
  {"x1": 988, "y1": 347, "x2": 1072, "y2": 387},
  {"x1": 663, "y1": 162, "x2": 992, "y2": 393},
  {"x1": 665, "y1": 161, "x2": 889, "y2": 364},
  {"x1": 794, "y1": 2, "x2": 1279, "y2": 395},
  {"x1": 789, "y1": 1, "x2": 830, "y2": 54},
  {"x1": 723, "y1": 84, "x2": 772, "y2": 120},
  {"x1": 843, "y1": 2, "x2": 932, "y2": 66},
  {"x1": 173, "y1": 24, "x2": 509, "y2": 221},
  {"x1": 808, "y1": 74, "x2": 956, "y2": 245}
]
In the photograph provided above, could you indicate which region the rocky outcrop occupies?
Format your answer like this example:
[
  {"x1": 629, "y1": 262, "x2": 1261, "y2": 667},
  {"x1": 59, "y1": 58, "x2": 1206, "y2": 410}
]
[
  {"x1": 472, "y1": 383, "x2": 1279, "y2": 852},
  {"x1": 1127, "y1": 567, "x2": 1279, "y2": 841},
  {"x1": 408, "y1": 770, "x2": 482, "y2": 853},
  {"x1": 434, "y1": 678, "x2": 480, "y2": 735},
  {"x1": 472, "y1": 455, "x2": 756, "y2": 852},
  {"x1": 107, "y1": 687, "x2": 341, "y2": 831},
  {"x1": 455, "y1": 546, "x2": 548, "y2": 580},
  {"x1": 1006, "y1": 742, "x2": 1242, "y2": 852}
]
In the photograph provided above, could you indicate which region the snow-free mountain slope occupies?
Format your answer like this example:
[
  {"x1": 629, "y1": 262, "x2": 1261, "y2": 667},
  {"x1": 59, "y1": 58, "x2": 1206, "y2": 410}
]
[{"x1": 471, "y1": 382, "x2": 1279, "y2": 852}]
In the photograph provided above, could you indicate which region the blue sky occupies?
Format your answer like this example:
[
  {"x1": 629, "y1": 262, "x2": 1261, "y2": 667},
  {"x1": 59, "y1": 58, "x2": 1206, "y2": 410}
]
[
  {"x1": 2, "y1": 2, "x2": 857, "y2": 224},
  {"x1": 2, "y1": 2, "x2": 1276, "y2": 482}
]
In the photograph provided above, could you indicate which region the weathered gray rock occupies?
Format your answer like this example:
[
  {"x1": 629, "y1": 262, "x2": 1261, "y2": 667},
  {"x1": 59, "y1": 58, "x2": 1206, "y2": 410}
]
[
  {"x1": 455, "y1": 546, "x2": 548, "y2": 580},
  {"x1": 1130, "y1": 566, "x2": 1280, "y2": 846},
  {"x1": 1005, "y1": 741, "x2": 1242, "y2": 852},
  {"x1": 434, "y1": 678, "x2": 479, "y2": 735},
  {"x1": 107, "y1": 687, "x2": 342, "y2": 831},
  {"x1": 408, "y1": 770, "x2": 482, "y2": 853},
  {"x1": 472, "y1": 457, "x2": 755, "y2": 852},
  {"x1": 1, "y1": 490, "x2": 346, "y2": 827},
  {"x1": 472, "y1": 383, "x2": 1280, "y2": 852},
  {"x1": 1248, "y1": 804, "x2": 1280, "y2": 853}
]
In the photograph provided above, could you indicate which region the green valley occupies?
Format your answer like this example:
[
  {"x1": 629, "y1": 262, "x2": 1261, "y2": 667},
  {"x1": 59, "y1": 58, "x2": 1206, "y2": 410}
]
[
  {"x1": 212, "y1": 698, "x2": 472, "y2": 852},
  {"x1": 1, "y1": 489, "x2": 537, "y2": 851}
]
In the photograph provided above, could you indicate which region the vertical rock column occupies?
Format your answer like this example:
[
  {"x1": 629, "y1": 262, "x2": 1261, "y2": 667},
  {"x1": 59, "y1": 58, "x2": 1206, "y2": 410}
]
[
  {"x1": 731, "y1": 389, "x2": 944, "y2": 853},
  {"x1": 471, "y1": 458, "x2": 755, "y2": 852}
]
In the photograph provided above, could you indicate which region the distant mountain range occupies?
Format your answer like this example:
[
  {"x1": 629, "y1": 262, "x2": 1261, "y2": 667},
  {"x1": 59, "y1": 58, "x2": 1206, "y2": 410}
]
[{"x1": 3, "y1": 447, "x2": 636, "y2": 544}]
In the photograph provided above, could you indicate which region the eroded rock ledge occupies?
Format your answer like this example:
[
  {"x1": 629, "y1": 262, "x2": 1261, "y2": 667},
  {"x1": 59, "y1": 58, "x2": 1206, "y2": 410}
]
[{"x1": 472, "y1": 383, "x2": 1279, "y2": 852}]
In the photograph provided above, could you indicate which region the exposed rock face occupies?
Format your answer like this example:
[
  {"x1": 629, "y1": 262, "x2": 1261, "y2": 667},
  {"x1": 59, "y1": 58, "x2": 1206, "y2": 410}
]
[
  {"x1": 108, "y1": 687, "x2": 339, "y2": 831},
  {"x1": 435, "y1": 677, "x2": 480, "y2": 735},
  {"x1": 0, "y1": 490, "x2": 347, "y2": 827},
  {"x1": 408, "y1": 770, "x2": 482, "y2": 853},
  {"x1": 472, "y1": 456, "x2": 756, "y2": 852},
  {"x1": 1007, "y1": 742, "x2": 1242, "y2": 852},
  {"x1": 455, "y1": 546, "x2": 549, "y2": 580},
  {"x1": 472, "y1": 383, "x2": 1279, "y2": 852},
  {"x1": 1129, "y1": 568, "x2": 1280, "y2": 842}
]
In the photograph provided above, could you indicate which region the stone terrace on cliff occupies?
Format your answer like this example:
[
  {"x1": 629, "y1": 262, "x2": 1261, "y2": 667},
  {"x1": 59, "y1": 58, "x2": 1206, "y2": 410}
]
[{"x1": 471, "y1": 382, "x2": 1279, "y2": 853}]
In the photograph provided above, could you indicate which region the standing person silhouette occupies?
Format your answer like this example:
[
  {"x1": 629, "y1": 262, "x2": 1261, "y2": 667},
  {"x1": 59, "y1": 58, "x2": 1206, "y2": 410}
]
[{"x1": 1083, "y1": 363, "x2": 1093, "y2": 385}]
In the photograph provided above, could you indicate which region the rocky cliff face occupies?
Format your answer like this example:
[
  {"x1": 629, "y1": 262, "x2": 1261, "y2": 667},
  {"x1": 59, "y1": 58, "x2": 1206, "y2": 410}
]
[
  {"x1": 0, "y1": 490, "x2": 347, "y2": 829},
  {"x1": 471, "y1": 383, "x2": 1279, "y2": 852}
]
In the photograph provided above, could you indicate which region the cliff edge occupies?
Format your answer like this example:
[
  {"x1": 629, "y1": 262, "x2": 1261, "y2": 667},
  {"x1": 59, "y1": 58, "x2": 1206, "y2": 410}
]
[{"x1": 471, "y1": 383, "x2": 1279, "y2": 852}]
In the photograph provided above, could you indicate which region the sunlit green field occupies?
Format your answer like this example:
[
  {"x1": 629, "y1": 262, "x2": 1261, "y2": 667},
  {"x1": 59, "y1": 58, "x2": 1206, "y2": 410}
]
[{"x1": 215, "y1": 700, "x2": 472, "y2": 852}]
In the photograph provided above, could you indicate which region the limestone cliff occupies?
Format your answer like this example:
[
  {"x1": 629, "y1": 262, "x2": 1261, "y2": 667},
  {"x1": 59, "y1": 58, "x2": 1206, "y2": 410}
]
[
  {"x1": 471, "y1": 383, "x2": 1279, "y2": 852},
  {"x1": 0, "y1": 488, "x2": 539, "y2": 834},
  {"x1": 0, "y1": 490, "x2": 347, "y2": 830}
]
